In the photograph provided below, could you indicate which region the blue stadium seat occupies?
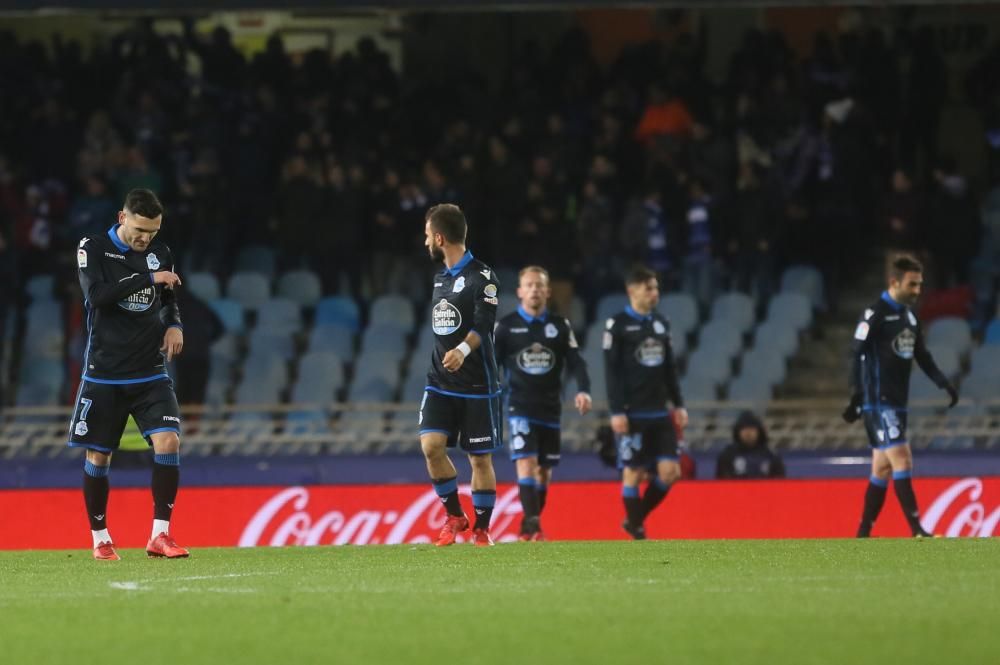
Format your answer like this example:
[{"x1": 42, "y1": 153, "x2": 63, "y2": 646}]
[
  {"x1": 247, "y1": 329, "x2": 296, "y2": 361},
  {"x1": 985, "y1": 319, "x2": 1000, "y2": 345},
  {"x1": 22, "y1": 326, "x2": 64, "y2": 359},
  {"x1": 255, "y1": 297, "x2": 302, "y2": 334},
  {"x1": 680, "y1": 373, "x2": 717, "y2": 402},
  {"x1": 659, "y1": 293, "x2": 699, "y2": 338},
  {"x1": 290, "y1": 352, "x2": 344, "y2": 403},
  {"x1": 970, "y1": 345, "x2": 1000, "y2": 378},
  {"x1": 235, "y1": 245, "x2": 277, "y2": 277},
  {"x1": 400, "y1": 368, "x2": 428, "y2": 404},
  {"x1": 26, "y1": 301, "x2": 62, "y2": 332},
  {"x1": 276, "y1": 270, "x2": 323, "y2": 307},
  {"x1": 780, "y1": 265, "x2": 825, "y2": 310},
  {"x1": 225, "y1": 272, "x2": 271, "y2": 311},
  {"x1": 960, "y1": 373, "x2": 998, "y2": 402},
  {"x1": 209, "y1": 298, "x2": 246, "y2": 335},
  {"x1": 26, "y1": 274, "x2": 55, "y2": 302},
  {"x1": 241, "y1": 352, "x2": 290, "y2": 389},
  {"x1": 307, "y1": 324, "x2": 355, "y2": 359},
  {"x1": 752, "y1": 321, "x2": 799, "y2": 359},
  {"x1": 709, "y1": 292, "x2": 755, "y2": 334},
  {"x1": 909, "y1": 372, "x2": 947, "y2": 409},
  {"x1": 347, "y1": 376, "x2": 395, "y2": 403},
  {"x1": 925, "y1": 344, "x2": 960, "y2": 380},
  {"x1": 726, "y1": 373, "x2": 773, "y2": 403},
  {"x1": 738, "y1": 349, "x2": 786, "y2": 387},
  {"x1": 186, "y1": 272, "x2": 221, "y2": 302},
  {"x1": 596, "y1": 294, "x2": 629, "y2": 323},
  {"x1": 360, "y1": 324, "x2": 409, "y2": 358},
  {"x1": 925, "y1": 317, "x2": 972, "y2": 357},
  {"x1": 684, "y1": 348, "x2": 731, "y2": 387},
  {"x1": 697, "y1": 320, "x2": 743, "y2": 360},
  {"x1": 314, "y1": 296, "x2": 361, "y2": 332},
  {"x1": 370, "y1": 294, "x2": 415, "y2": 330},
  {"x1": 766, "y1": 292, "x2": 813, "y2": 332},
  {"x1": 565, "y1": 296, "x2": 587, "y2": 333},
  {"x1": 16, "y1": 359, "x2": 64, "y2": 406},
  {"x1": 352, "y1": 351, "x2": 401, "y2": 387}
]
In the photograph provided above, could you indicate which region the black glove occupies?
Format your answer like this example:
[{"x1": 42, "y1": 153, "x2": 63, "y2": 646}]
[
  {"x1": 944, "y1": 383, "x2": 959, "y2": 408},
  {"x1": 842, "y1": 393, "x2": 863, "y2": 423}
]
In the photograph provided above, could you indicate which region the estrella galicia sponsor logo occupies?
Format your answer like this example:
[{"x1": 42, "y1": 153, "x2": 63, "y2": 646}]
[
  {"x1": 517, "y1": 343, "x2": 555, "y2": 375},
  {"x1": 119, "y1": 286, "x2": 155, "y2": 312},
  {"x1": 892, "y1": 329, "x2": 916, "y2": 359},
  {"x1": 635, "y1": 337, "x2": 665, "y2": 366},
  {"x1": 432, "y1": 299, "x2": 462, "y2": 335}
]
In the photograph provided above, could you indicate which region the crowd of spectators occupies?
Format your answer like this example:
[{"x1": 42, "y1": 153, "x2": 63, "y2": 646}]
[{"x1": 1, "y1": 16, "x2": 999, "y2": 328}]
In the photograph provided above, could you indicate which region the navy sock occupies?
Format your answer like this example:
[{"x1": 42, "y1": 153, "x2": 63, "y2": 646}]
[
  {"x1": 892, "y1": 471, "x2": 924, "y2": 534},
  {"x1": 623, "y1": 486, "x2": 643, "y2": 526},
  {"x1": 152, "y1": 453, "x2": 180, "y2": 521},
  {"x1": 640, "y1": 477, "x2": 671, "y2": 519},
  {"x1": 83, "y1": 460, "x2": 110, "y2": 531},
  {"x1": 537, "y1": 483, "x2": 548, "y2": 514},
  {"x1": 517, "y1": 477, "x2": 540, "y2": 533},
  {"x1": 472, "y1": 489, "x2": 496, "y2": 531},
  {"x1": 858, "y1": 476, "x2": 888, "y2": 537},
  {"x1": 432, "y1": 476, "x2": 463, "y2": 517}
]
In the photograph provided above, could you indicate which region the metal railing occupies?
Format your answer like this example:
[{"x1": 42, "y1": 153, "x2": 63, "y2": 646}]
[{"x1": 3, "y1": 398, "x2": 1000, "y2": 459}]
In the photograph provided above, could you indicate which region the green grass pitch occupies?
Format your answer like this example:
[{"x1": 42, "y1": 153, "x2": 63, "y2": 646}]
[{"x1": 2, "y1": 540, "x2": 998, "y2": 665}]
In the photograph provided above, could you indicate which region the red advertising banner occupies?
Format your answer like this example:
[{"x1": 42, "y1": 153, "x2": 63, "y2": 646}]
[{"x1": 2, "y1": 477, "x2": 998, "y2": 550}]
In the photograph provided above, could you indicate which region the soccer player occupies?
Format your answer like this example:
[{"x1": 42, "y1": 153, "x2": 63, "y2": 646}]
[
  {"x1": 604, "y1": 266, "x2": 687, "y2": 540},
  {"x1": 494, "y1": 266, "x2": 592, "y2": 541},
  {"x1": 843, "y1": 255, "x2": 959, "y2": 538},
  {"x1": 68, "y1": 189, "x2": 189, "y2": 560},
  {"x1": 419, "y1": 203, "x2": 503, "y2": 547}
]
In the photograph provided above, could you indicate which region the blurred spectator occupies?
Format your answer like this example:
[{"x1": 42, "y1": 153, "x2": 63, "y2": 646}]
[
  {"x1": 682, "y1": 176, "x2": 715, "y2": 307},
  {"x1": 879, "y1": 168, "x2": 924, "y2": 253},
  {"x1": 926, "y1": 157, "x2": 980, "y2": 285},
  {"x1": 715, "y1": 411, "x2": 785, "y2": 479},
  {"x1": 67, "y1": 175, "x2": 116, "y2": 241},
  {"x1": 173, "y1": 287, "x2": 223, "y2": 406},
  {"x1": 621, "y1": 183, "x2": 674, "y2": 285}
]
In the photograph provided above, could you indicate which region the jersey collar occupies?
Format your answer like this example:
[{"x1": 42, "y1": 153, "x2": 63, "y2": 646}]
[
  {"x1": 880, "y1": 290, "x2": 904, "y2": 312},
  {"x1": 517, "y1": 306, "x2": 548, "y2": 323},
  {"x1": 446, "y1": 251, "x2": 473, "y2": 277},
  {"x1": 107, "y1": 224, "x2": 131, "y2": 253},
  {"x1": 625, "y1": 305, "x2": 653, "y2": 321}
]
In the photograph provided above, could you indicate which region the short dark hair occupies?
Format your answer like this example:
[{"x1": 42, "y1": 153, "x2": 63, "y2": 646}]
[
  {"x1": 625, "y1": 266, "x2": 658, "y2": 287},
  {"x1": 889, "y1": 254, "x2": 922, "y2": 282},
  {"x1": 427, "y1": 203, "x2": 467, "y2": 244},
  {"x1": 124, "y1": 189, "x2": 164, "y2": 219}
]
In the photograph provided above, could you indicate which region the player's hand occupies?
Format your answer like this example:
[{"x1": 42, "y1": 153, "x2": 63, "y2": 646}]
[
  {"x1": 842, "y1": 393, "x2": 862, "y2": 423},
  {"x1": 673, "y1": 407, "x2": 689, "y2": 429},
  {"x1": 152, "y1": 270, "x2": 182, "y2": 288},
  {"x1": 575, "y1": 392, "x2": 592, "y2": 415},
  {"x1": 161, "y1": 326, "x2": 184, "y2": 362},
  {"x1": 442, "y1": 348, "x2": 466, "y2": 372},
  {"x1": 944, "y1": 383, "x2": 959, "y2": 408},
  {"x1": 610, "y1": 414, "x2": 629, "y2": 434}
]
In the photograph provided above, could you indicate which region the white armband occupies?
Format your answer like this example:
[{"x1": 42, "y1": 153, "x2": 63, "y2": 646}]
[{"x1": 456, "y1": 342, "x2": 472, "y2": 358}]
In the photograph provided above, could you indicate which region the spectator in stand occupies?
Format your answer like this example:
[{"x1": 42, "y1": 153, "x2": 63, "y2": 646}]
[
  {"x1": 621, "y1": 182, "x2": 675, "y2": 288},
  {"x1": 67, "y1": 175, "x2": 117, "y2": 241},
  {"x1": 716, "y1": 411, "x2": 785, "y2": 479},
  {"x1": 926, "y1": 157, "x2": 980, "y2": 286},
  {"x1": 682, "y1": 175, "x2": 715, "y2": 308},
  {"x1": 635, "y1": 83, "x2": 694, "y2": 148},
  {"x1": 879, "y1": 167, "x2": 925, "y2": 254}
]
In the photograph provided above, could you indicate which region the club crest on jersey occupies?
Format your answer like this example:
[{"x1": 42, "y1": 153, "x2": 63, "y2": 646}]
[
  {"x1": 74, "y1": 421, "x2": 88, "y2": 436},
  {"x1": 635, "y1": 337, "x2": 665, "y2": 367},
  {"x1": 512, "y1": 435, "x2": 526, "y2": 451},
  {"x1": 432, "y1": 299, "x2": 462, "y2": 335},
  {"x1": 452, "y1": 276, "x2": 465, "y2": 293},
  {"x1": 544, "y1": 323, "x2": 558, "y2": 339},
  {"x1": 892, "y1": 329, "x2": 916, "y2": 359},
  {"x1": 517, "y1": 343, "x2": 555, "y2": 375},
  {"x1": 119, "y1": 285, "x2": 155, "y2": 312},
  {"x1": 653, "y1": 320, "x2": 666, "y2": 335},
  {"x1": 146, "y1": 253, "x2": 160, "y2": 270}
]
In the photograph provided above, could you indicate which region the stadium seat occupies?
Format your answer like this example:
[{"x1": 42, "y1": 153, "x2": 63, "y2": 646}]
[
  {"x1": 596, "y1": 294, "x2": 629, "y2": 322},
  {"x1": 26, "y1": 274, "x2": 55, "y2": 302},
  {"x1": 255, "y1": 297, "x2": 303, "y2": 334},
  {"x1": 766, "y1": 292, "x2": 813, "y2": 332},
  {"x1": 314, "y1": 296, "x2": 361, "y2": 332},
  {"x1": 352, "y1": 351, "x2": 402, "y2": 387},
  {"x1": 727, "y1": 373, "x2": 773, "y2": 401},
  {"x1": 925, "y1": 317, "x2": 972, "y2": 357},
  {"x1": 969, "y1": 345, "x2": 1000, "y2": 377},
  {"x1": 360, "y1": 324, "x2": 408, "y2": 359},
  {"x1": 684, "y1": 348, "x2": 731, "y2": 387},
  {"x1": 985, "y1": 319, "x2": 1000, "y2": 345},
  {"x1": 186, "y1": 272, "x2": 221, "y2": 302},
  {"x1": 925, "y1": 344, "x2": 960, "y2": 380},
  {"x1": 751, "y1": 321, "x2": 799, "y2": 359},
  {"x1": 659, "y1": 293, "x2": 699, "y2": 338},
  {"x1": 565, "y1": 296, "x2": 587, "y2": 333},
  {"x1": 400, "y1": 368, "x2": 428, "y2": 404},
  {"x1": 697, "y1": 320, "x2": 743, "y2": 360},
  {"x1": 307, "y1": 324, "x2": 355, "y2": 359},
  {"x1": 22, "y1": 326, "x2": 64, "y2": 360},
  {"x1": 290, "y1": 352, "x2": 345, "y2": 403},
  {"x1": 241, "y1": 352, "x2": 290, "y2": 389},
  {"x1": 347, "y1": 376, "x2": 395, "y2": 403},
  {"x1": 370, "y1": 294, "x2": 415, "y2": 330},
  {"x1": 960, "y1": 372, "x2": 998, "y2": 402},
  {"x1": 909, "y1": 372, "x2": 947, "y2": 407},
  {"x1": 16, "y1": 359, "x2": 64, "y2": 406},
  {"x1": 680, "y1": 373, "x2": 717, "y2": 402},
  {"x1": 709, "y1": 292, "x2": 755, "y2": 334},
  {"x1": 235, "y1": 245, "x2": 277, "y2": 277},
  {"x1": 247, "y1": 329, "x2": 296, "y2": 361},
  {"x1": 225, "y1": 272, "x2": 271, "y2": 311},
  {"x1": 209, "y1": 298, "x2": 246, "y2": 335},
  {"x1": 25, "y1": 301, "x2": 61, "y2": 333},
  {"x1": 780, "y1": 265, "x2": 825, "y2": 310},
  {"x1": 276, "y1": 270, "x2": 323, "y2": 307}
]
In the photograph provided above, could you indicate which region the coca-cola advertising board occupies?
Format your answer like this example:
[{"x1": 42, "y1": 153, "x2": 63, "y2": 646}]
[{"x1": 2, "y1": 477, "x2": 997, "y2": 549}]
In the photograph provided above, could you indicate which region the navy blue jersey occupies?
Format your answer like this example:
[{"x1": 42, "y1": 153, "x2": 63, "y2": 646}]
[
  {"x1": 495, "y1": 306, "x2": 590, "y2": 424},
  {"x1": 76, "y1": 225, "x2": 182, "y2": 383},
  {"x1": 424, "y1": 251, "x2": 500, "y2": 397},
  {"x1": 604, "y1": 305, "x2": 683, "y2": 417},
  {"x1": 848, "y1": 291, "x2": 948, "y2": 408}
]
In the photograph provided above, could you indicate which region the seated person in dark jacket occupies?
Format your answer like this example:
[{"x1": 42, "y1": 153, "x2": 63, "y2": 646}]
[{"x1": 715, "y1": 411, "x2": 785, "y2": 479}]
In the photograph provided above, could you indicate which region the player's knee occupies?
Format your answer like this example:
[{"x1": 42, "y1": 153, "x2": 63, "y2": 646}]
[
  {"x1": 661, "y1": 466, "x2": 681, "y2": 484},
  {"x1": 469, "y1": 453, "x2": 492, "y2": 471},
  {"x1": 420, "y1": 436, "x2": 446, "y2": 459},
  {"x1": 86, "y1": 449, "x2": 112, "y2": 466},
  {"x1": 151, "y1": 431, "x2": 180, "y2": 454},
  {"x1": 516, "y1": 457, "x2": 538, "y2": 478}
]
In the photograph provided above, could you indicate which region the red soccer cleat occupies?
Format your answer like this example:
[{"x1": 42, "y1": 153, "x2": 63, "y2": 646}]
[
  {"x1": 93, "y1": 541, "x2": 120, "y2": 561},
  {"x1": 530, "y1": 530, "x2": 546, "y2": 542},
  {"x1": 146, "y1": 532, "x2": 190, "y2": 558},
  {"x1": 435, "y1": 514, "x2": 470, "y2": 547},
  {"x1": 471, "y1": 528, "x2": 495, "y2": 547},
  {"x1": 517, "y1": 533, "x2": 533, "y2": 542}
]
